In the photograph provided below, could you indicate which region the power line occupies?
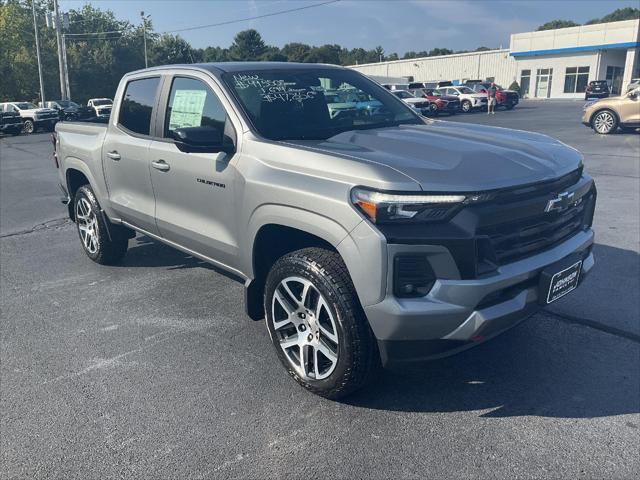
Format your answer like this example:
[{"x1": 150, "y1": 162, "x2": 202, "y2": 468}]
[
  {"x1": 162, "y1": 0, "x2": 340, "y2": 34},
  {"x1": 54, "y1": 0, "x2": 340, "y2": 40}
]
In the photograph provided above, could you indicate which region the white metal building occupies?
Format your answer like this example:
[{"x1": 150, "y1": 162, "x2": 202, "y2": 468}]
[{"x1": 349, "y1": 19, "x2": 640, "y2": 99}]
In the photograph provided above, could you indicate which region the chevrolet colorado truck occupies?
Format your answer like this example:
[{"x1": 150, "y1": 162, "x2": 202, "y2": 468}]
[{"x1": 54, "y1": 63, "x2": 596, "y2": 398}]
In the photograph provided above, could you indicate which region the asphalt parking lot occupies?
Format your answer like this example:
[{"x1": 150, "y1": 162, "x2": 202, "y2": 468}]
[{"x1": 1, "y1": 100, "x2": 639, "y2": 479}]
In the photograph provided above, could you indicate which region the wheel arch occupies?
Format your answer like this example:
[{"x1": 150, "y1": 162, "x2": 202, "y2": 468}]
[
  {"x1": 244, "y1": 205, "x2": 369, "y2": 321},
  {"x1": 64, "y1": 162, "x2": 100, "y2": 221},
  {"x1": 590, "y1": 107, "x2": 619, "y2": 127}
]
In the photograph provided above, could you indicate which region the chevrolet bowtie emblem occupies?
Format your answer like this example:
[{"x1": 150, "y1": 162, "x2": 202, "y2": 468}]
[{"x1": 545, "y1": 191, "x2": 575, "y2": 212}]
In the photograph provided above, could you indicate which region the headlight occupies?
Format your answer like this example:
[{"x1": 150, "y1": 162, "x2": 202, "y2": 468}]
[{"x1": 350, "y1": 187, "x2": 490, "y2": 223}]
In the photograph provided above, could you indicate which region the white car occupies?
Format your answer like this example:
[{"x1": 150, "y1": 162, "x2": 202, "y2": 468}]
[
  {"x1": 87, "y1": 98, "x2": 113, "y2": 117},
  {"x1": 626, "y1": 78, "x2": 640, "y2": 93},
  {"x1": 391, "y1": 90, "x2": 432, "y2": 115},
  {"x1": 0, "y1": 102, "x2": 58, "y2": 134},
  {"x1": 435, "y1": 86, "x2": 488, "y2": 113}
]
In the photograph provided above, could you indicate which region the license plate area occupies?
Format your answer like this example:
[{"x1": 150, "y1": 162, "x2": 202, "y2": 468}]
[{"x1": 539, "y1": 258, "x2": 582, "y2": 305}]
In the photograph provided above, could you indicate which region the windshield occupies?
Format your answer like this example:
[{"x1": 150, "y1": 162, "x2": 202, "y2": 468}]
[
  {"x1": 58, "y1": 100, "x2": 78, "y2": 108},
  {"x1": 224, "y1": 69, "x2": 421, "y2": 141},
  {"x1": 93, "y1": 99, "x2": 112, "y2": 106},
  {"x1": 15, "y1": 103, "x2": 36, "y2": 109},
  {"x1": 457, "y1": 87, "x2": 475, "y2": 94}
]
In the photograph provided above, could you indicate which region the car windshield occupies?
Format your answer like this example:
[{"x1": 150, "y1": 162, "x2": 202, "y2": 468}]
[
  {"x1": 93, "y1": 99, "x2": 112, "y2": 106},
  {"x1": 224, "y1": 68, "x2": 421, "y2": 141},
  {"x1": 58, "y1": 100, "x2": 78, "y2": 108},
  {"x1": 15, "y1": 103, "x2": 36, "y2": 109},
  {"x1": 457, "y1": 87, "x2": 475, "y2": 94}
]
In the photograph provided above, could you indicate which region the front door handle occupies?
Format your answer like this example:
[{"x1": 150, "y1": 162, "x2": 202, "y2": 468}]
[
  {"x1": 151, "y1": 160, "x2": 170, "y2": 172},
  {"x1": 106, "y1": 151, "x2": 121, "y2": 161}
]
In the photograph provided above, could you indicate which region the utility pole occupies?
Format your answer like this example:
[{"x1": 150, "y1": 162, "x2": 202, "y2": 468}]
[
  {"x1": 61, "y1": 29, "x2": 71, "y2": 99},
  {"x1": 31, "y1": 0, "x2": 45, "y2": 104},
  {"x1": 52, "y1": 0, "x2": 67, "y2": 100},
  {"x1": 141, "y1": 11, "x2": 150, "y2": 68}
]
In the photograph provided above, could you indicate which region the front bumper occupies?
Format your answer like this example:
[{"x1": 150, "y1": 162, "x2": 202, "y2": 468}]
[{"x1": 364, "y1": 229, "x2": 594, "y2": 367}]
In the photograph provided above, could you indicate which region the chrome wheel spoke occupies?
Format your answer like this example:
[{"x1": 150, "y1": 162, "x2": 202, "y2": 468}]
[{"x1": 272, "y1": 276, "x2": 340, "y2": 381}]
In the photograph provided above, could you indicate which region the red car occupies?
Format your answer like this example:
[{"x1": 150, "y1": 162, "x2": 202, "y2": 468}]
[
  {"x1": 409, "y1": 88, "x2": 461, "y2": 115},
  {"x1": 464, "y1": 81, "x2": 519, "y2": 109}
]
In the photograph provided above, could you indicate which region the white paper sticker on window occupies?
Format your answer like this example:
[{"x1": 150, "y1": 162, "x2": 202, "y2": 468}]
[{"x1": 169, "y1": 89, "x2": 207, "y2": 130}]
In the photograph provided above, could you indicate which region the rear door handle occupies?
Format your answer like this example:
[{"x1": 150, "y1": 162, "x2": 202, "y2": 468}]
[
  {"x1": 151, "y1": 159, "x2": 170, "y2": 172},
  {"x1": 106, "y1": 151, "x2": 121, "y2": 161}
]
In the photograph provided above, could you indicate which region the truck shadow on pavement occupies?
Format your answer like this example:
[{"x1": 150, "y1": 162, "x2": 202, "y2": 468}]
[
  {"x1": 120, "y1": 234, "x2": 243, "y2": 281},
  {"x1": 344, "y1": 243, "x2": 639, "y2": 419},
  {"x1": 344, "y1": 318, "x2": 639, "y2": 419},
  {"x1": 111, "y1": 234, "x2": 638, "y2": 420}
]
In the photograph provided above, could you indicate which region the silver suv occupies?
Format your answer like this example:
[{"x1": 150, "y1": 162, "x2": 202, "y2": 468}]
[{"x1": 54, "y1": 63, "x2": 596, "y2": 398}]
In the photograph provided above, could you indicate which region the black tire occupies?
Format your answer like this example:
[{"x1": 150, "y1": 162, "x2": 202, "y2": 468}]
[
  {"x1": 264, "y1": 247, "x2": 379, "y2": 399},
  {"x1": 461, "y1": 100, "x2": 472, "y2": 113},
  {"x1": 505, "y1": 103, "x2": 515, "y2": 110},
  {"x1": 591, "y1": 109, "x2": 618, "y2": 135},
  {"x1": 73, "y1": 185, "x2": 129, "y2": 265},
  {"x1": 22, "y1": 119, "x2": 34, "y2": 134}
]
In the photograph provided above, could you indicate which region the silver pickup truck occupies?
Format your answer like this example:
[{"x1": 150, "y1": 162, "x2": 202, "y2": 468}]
[{"x1": 54, "y1": 62, "x2": 596, "y2": 398}]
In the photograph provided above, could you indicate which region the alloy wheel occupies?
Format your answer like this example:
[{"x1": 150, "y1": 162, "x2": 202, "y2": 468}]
[
  {"x1": 593, "y1": 112, "x2": 615, "y2": 134},
  {"x1": 23, "y1": 120, "x2": 34, "y2": 134},
  {"x1": 75, "y1": 197, "x2": 99, "y2": 254},
  {"x1": 271, "y1": 276, "x2": 339, "y2": 380}
]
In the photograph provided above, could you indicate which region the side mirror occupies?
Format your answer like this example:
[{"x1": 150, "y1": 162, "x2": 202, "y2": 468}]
[
  {"x1": 628, "y1": 90, "x2": 639, "y2": 99},
  {"x1": 172, "y1": 125, "x2": 235, "y2": 154}
]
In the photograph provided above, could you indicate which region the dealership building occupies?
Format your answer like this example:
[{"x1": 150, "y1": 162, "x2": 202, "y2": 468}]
[{"x1": 349, "y1": 19, "x2": 640, "y2": 98}]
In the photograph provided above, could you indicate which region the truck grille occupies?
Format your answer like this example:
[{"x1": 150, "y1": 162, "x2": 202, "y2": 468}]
[
  {"x1": 478, "y1": 196, "x2": 589, "y2": 265},
  {"x1": 476, "y1": 169, "x2": 595, "y2": 266}
]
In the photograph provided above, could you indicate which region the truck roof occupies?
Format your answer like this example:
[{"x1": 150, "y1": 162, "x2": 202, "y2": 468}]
[{"x1": 127, "y1": 62, "x2": 346, "y2": 77}]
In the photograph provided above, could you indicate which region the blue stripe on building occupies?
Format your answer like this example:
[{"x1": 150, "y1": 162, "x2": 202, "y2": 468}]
[{"x1": 510, "y1": 42, "x2": 640, "y2": 57}]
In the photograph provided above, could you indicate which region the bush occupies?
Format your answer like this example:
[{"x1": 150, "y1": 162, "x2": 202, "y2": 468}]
[{"x1": 508, "y1": 81, "x2": 521, "y2": 95}]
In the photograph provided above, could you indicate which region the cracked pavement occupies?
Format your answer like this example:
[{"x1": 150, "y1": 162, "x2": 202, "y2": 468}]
[{"x1": 1, "y1": 101, "x2": 639, "y2": 479}]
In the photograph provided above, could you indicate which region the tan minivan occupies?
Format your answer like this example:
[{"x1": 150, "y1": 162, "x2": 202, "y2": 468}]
[{"x1": 582, "y1": 87, "x2": 640, "y2": 134}]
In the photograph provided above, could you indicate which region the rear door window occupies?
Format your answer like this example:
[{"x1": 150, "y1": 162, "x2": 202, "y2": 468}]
[{"x1": 118, "y1": 77, "x2": 161, "y2": 136}]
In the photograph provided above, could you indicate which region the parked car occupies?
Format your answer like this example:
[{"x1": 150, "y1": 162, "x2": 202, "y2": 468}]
[
  {"x1": 582, "y1": 87, "x2": 640, "y2": 134},
  {"x1": 391, "y1": 90, "x2": 431, "y2": 115},
  {"x1": 626, "y1": 78, "x2": 640, "y2": 93},
  {"x1": 409, "y1": 88, "x2": 460, "y2": 115},
  {"x1": 409, "y1": 81, "x2": 453, "y2": 90},
  {"x1": 585, "y1": 81, "x2": 610, "y2": 100},
  {"x1": 40, "y1": 100, "x2": 95, "y2": 121},
  {"x1": 54, "y1": 62, "x2": 596, "y2": 398},
  {"x1": 435, "y1": 86, "x2": 488, "y2": 112},
  {"x1": 381, "y1": 83, "x2": 410, "y2": 91},
  {"x1": 464, "y1": 81, "x2": 519, "y2": 110},
  {"x1": 0, "y1": 102, "x2": 58, "y2": 133},
  {"x1": 0, "y1": 104, "x2": 24, "y2": 135},
  {"x1": 86, "y1": 98, "x2": 113, "y2": 117}
]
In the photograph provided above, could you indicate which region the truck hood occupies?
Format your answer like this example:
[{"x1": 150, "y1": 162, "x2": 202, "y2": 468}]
[
  {"x1": 285, "y1": 122, "x2": 583, "y2": 191},
  {"x1": 20, "y1": 108, "x2": 57, "y2": 115}
]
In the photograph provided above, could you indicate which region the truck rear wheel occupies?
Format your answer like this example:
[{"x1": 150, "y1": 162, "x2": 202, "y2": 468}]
[
  {"x1": 74, "y1": 185, "x2": 129, "y2": 265},
  {"x1": 264, "y1": 247, "x2": 379, "y2": 399}
]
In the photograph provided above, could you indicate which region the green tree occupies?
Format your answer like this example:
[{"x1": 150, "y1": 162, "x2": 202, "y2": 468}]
[
  {"x1": 585, "y1": 7, "x2": 640, "y2": 25},
  {"x1": 536, "y1": 19, "x2": 579, "y2": 31},
  {"x1": 228, "y1": 29, "x2": 266, "y2": 61},
  {"x1": 149, "y1": 34, "x2": 195, "y2": 65},
  {"x1": 281, "y1": 42, "x2": 311, "y2": 62}
]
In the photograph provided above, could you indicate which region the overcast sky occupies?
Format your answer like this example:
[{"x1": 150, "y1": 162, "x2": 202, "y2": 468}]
[{"x1": 60, "y1": 0, "x2": 639, "y2": 55}]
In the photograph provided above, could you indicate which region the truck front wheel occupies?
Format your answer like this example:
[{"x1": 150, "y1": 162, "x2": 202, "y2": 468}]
[
  {"x1": 264, "y1": 247, "x2": 379, "y2": 399},
  {"x1": 22, "y1": 119, "x2": 34, "y2": 134},
  {"x1": 74, "y1": 185, "x2": 129, "y2": 264}
]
